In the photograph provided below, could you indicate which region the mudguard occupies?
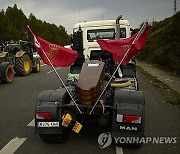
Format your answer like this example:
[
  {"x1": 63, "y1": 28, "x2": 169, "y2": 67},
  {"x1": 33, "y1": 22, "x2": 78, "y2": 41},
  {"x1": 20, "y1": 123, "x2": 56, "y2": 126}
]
[
  {"x1": 35, "y1": 88, "x2": 67, "y2": 135},
  {"x1": 15, "y1": 51, "x2": 25, "y2": 58},
  {"x1": 0, "y1": 52, "x2": 8, "y2": 58},
  {"x1": 111, "y1": 89, "x2": 145, "y2": 138}
]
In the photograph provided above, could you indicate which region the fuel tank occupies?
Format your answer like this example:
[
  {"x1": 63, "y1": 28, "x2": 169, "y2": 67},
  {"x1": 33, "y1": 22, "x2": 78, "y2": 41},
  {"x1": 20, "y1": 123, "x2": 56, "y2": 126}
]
[{"x1": 76, "y1": 60, "x2": 105, "y2": 105}]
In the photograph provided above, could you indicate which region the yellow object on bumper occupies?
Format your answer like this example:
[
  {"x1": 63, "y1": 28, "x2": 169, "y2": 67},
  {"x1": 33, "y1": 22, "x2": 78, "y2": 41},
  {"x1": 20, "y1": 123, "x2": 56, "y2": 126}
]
[
  {"x1": 72, "y1": 121, "x2": 82, "y2": 133},
  {"x1": 62, "y1": 113, "x2": 82, "y2": 133},
  {"x1": 62, "y1": 113, "x2": 72, "y2": 127}
]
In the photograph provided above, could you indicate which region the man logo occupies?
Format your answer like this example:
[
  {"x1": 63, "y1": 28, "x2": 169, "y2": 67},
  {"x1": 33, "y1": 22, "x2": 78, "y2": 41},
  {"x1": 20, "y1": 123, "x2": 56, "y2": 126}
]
[{"x1": 98, "y1": 132, "x2": 112, "y2": 148}]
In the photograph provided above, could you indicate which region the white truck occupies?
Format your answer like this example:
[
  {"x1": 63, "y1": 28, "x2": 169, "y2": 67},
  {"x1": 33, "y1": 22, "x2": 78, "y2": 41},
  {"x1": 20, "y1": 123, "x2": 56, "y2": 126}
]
[{"x1": 71, "y1": 16, "x2": 131, "y2": 64}]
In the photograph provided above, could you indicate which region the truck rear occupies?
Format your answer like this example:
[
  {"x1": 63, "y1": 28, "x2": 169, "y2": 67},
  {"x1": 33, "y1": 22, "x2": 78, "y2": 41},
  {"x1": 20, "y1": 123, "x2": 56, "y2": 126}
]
[{"x1": 34, "y1": 16, "x2": 145, "y2": 147}]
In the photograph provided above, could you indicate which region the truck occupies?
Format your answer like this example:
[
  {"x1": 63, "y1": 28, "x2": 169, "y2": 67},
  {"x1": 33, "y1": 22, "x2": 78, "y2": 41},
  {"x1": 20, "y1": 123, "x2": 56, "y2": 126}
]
[
  {"x1": 35, "y1": 16, "x2": 145, "y2": 147},
  {"x1": 0, "y1": 40, "x2": 41, "y2": 76}
]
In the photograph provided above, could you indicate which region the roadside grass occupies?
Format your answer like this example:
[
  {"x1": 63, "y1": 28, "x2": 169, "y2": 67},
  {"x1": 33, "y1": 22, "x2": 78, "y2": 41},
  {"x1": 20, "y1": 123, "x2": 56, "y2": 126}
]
[
  {"x1": 137, "y1": 12, "x2": 180, "y2": 76},
  {"x1": 137, "y1": 65, "x2": 180, "y2": 105}
]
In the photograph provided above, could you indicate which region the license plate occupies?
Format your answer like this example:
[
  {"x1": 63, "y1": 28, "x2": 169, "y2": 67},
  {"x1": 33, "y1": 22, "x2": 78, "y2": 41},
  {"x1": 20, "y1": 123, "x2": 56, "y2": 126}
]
[{"x1": 37, "y1": 122, "x2": 59, "y2": 128}]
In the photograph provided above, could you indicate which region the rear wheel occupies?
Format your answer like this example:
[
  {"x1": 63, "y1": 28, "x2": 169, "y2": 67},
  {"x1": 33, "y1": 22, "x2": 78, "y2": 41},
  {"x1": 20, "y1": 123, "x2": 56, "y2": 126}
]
[
  {"x1": 115, "y1": 141, "x2": 143, "y2": 148},
  {"x1": 39, "y1": 128, "x2": 69, "y2": 143},
  {"x1": 0, "y1": 55, "x2": 7, "y2": 63},
  {"x1": 32, "y1": 59, "x2": 40, "y2": 73},
  {"x1": 0, "y1": 58, "x2": 6, "y2": 63},
  {"x1": 1, "y1": 63, "x2": 14, "y2": 83},
  {"x1": 15, "y1": 54, "x2": 31, "y2": 76}
]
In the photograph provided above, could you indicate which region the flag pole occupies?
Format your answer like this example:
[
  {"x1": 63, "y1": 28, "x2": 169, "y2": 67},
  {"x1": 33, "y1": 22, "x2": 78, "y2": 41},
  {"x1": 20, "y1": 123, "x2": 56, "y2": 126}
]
[
  {"x1": 132, "y1": 22, "x2": 146, "y2": 44},
  {"x1": 41, "y1": 49, "x2": 82, "y2": 114},
  {"x1": 89, "y1": 22, "x2": 147, "y2": 115},
  {"x1": 27, "y1": 26, "x2": 82, "y2": 114}
]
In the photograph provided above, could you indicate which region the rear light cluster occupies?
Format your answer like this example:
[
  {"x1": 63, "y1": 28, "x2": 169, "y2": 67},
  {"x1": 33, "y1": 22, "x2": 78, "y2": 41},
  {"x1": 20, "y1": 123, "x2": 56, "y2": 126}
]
[
  {"x1": 116, "y1": 114, "x2": 142, "y2": 124},
  {"x1": 36, "y1": 112, "x2": 52, "y2": 120}
]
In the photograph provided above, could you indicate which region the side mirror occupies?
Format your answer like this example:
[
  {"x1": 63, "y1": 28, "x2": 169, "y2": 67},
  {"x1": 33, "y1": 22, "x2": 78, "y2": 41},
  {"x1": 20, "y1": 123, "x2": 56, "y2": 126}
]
[
  {"x1": 71, "y1": 35, "x2": 73, "y2": 44},
  {"x1": 130, "y1": 28, "x2": 136, "y2": 36}
]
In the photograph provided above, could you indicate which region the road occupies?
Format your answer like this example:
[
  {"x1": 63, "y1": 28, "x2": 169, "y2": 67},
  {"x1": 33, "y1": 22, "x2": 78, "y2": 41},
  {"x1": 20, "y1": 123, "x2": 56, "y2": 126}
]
[{"x1": 0, "y1": 64, "x2": 179, "y2": 154}]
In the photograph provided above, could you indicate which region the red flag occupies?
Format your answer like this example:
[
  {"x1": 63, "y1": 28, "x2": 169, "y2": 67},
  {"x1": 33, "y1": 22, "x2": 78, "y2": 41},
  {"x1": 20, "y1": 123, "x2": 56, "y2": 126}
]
[
  {"x1": 97, "y1": 24, "x2": 148, "y2": 65},
  {"x1": 27, "y1": 26, "x2": 78, "y2": 67}
]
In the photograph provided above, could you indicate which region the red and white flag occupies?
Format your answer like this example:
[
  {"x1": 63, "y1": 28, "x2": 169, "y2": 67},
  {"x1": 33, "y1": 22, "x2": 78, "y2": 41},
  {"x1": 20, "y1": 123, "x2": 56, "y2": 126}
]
[
  {"x1": 27, "y1": 26, "x2": 78, "y2": 67},
  {"x1": 97, "y1": 23, "x2": 148, "y2": 65}
]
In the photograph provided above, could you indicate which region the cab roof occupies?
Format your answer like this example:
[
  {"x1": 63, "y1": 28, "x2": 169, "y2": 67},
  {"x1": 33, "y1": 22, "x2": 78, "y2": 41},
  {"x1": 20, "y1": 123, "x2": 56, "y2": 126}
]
[{"x1": 73, "y1": 19, "x2": 130, "y2": 30}]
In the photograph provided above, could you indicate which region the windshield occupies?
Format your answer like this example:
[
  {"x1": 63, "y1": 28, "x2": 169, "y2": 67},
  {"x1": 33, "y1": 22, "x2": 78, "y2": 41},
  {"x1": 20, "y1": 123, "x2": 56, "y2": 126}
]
[
  {"x1": 87, "y1": 28, "x2": 126, "y2": 41},
  {"x1": 5, "y1": 44, "x2": 20, "y2": 52},
  {"x1": 87, "y1": 29, "x2": 115, "y2": 40}
]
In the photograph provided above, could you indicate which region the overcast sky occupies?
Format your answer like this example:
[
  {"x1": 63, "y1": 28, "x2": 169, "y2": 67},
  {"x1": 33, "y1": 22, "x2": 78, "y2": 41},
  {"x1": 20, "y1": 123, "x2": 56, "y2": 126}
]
[{"x1": 0, "y1": 0, "x2": 178, "y2": 34}]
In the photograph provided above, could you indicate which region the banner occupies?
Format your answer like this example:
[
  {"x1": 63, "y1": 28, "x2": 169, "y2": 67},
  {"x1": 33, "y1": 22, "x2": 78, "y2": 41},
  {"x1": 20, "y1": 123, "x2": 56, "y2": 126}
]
[
  {"x1": 27, "y1": 26, "x2": 78, "y2": 67},
  {"x1": 97, "y1": 24, "x2": 148, "y2": 65}
]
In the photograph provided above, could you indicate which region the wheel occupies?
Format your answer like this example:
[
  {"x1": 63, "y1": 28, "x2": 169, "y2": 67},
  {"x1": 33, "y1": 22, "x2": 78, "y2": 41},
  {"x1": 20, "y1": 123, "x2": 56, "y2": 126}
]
[
  {"x1": 0, "y1": 57, "x2": 7, "y2": 63},
  {"x1": 15, "y1": 54, "x2": 31, "y2": 76},
  {"x1": 39, "y1": 128, "x2": 69, "y2": 143},
  {"x1": 0, "y1": 63, "x2": 14, "y2": 83},
  {"x1": 115, "y1": 142, "x2": 143, "y2": 148},
  {"x1": 32, "y1": 59, "x2": 40, "y2": 73}
]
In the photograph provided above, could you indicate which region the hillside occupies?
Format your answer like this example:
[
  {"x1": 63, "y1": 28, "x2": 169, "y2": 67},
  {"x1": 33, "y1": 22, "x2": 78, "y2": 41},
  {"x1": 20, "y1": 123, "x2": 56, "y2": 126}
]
[
  {"x1": 0, "y1": 4, "x2": 70, "y2": 46},
  {"x1": 137, "y1": 12, "x2": 180, "y2": 75}
]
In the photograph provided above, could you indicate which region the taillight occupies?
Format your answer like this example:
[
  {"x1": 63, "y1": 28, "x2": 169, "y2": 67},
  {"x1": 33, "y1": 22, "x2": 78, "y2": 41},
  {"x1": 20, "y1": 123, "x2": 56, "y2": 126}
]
[
  {"x1": 123, "y1": 115, "x2": 141, "y2": 123},
  {"x1": 36, "y1": 112, "x2": 52, "y2": 120},
  {"x1": 116, "y1": 114, "x2": 142, "y2": 123}
]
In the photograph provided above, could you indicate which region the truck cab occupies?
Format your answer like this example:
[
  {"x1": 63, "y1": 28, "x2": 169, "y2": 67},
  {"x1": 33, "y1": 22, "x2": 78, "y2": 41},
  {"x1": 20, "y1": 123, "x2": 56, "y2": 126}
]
[
  {"x1": 72, "y1": 19, "x2": 131, "y2": 59},
  {"x1": 71, "y1": 19, "x2": 131, "y2": 74}
]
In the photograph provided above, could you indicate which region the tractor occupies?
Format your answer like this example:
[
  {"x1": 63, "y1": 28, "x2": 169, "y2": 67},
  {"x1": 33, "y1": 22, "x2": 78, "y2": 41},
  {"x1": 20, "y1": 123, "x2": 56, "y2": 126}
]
[{"x1": 0, "y1": 40, "x2": 40, "y2": 76}]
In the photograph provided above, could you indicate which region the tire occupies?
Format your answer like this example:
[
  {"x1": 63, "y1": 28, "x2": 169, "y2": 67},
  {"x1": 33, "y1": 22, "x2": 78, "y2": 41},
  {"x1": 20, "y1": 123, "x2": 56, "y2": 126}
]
[
  {"x1": 0, "y1": 57, "x2": 7, "y2": 63},
  {"x1": 32, "y1": 59, "x2": 40, "y2": 73},
  {"x1": 15, "y1": 54, "x2": 31, "y2": 76},
  {"x1": 116, "y1": 142, "x2": 143, "y2": 148},
  {"x1": 39, "y1": 128, "x2": 69, "y2": 143},
  {"x1": 0, "y1": 63, "x2": 14, "y2": 83}
]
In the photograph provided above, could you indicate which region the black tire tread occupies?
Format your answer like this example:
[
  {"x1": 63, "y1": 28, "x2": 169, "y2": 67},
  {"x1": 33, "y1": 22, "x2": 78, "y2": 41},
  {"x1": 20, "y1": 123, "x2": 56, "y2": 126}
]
[
  {"x1": 40, "y1": 129, "x2": 69, "y2": 143},
  {"x1": 1, "y1": 63, "x2": 14, "y2": 83},
  {"x1": 32, "y1": 59, "x2": 40, "y2": 73},
  {"x1": 15, "y1": 54, "x2": 31, "y2": 76}
]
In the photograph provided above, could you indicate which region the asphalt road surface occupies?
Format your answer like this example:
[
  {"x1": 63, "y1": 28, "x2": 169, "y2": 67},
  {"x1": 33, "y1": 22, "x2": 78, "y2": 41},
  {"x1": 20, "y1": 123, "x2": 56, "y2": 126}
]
[{"x1": 0, "y1": 64, "x2": 179, "y2": 154}]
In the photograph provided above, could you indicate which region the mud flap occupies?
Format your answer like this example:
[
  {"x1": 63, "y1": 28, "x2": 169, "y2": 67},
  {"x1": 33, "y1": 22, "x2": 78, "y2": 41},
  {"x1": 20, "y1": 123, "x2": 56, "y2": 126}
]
[
  {"x1": 35, "y1": 88, "x2": 67, "y2": 135},
  {"x1": 111, "y1": 89, "x2": 145, "y2": 139}
]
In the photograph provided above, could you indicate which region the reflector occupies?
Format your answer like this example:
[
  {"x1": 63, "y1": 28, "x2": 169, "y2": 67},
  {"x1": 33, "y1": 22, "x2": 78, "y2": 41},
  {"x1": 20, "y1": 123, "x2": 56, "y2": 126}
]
[
  {"x1": 123, "y1": 115, "x2": 141, "y2": 123},
  {"x1": 36, "y1": 112, "x2": 52, "y2": 120}
]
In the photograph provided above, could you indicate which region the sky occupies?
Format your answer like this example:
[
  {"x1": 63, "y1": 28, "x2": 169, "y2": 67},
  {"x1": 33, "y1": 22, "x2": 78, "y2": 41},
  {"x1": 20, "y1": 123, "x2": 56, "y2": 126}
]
[{"x1": 0, "y1": 0, "x2": 178, "y2": 34}]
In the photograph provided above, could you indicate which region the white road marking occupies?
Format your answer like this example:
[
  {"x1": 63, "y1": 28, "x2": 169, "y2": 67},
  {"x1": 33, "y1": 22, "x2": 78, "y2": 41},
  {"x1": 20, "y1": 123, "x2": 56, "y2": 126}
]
[
  {"x1": 0, "y1": 137, "x2": 27, "y2": 154},
  {"x1": 41, "y1": 64, "x2": 47, "y2": 67},
  {"x1": 27, "y1": 119, "x2": 35, "y2": 127},
  {"x1": 116, "y1": 146, "x2": 123, "y2": 154},
  {"x1": 47, "y1": 68, "x2": 61, "y2": 74}
]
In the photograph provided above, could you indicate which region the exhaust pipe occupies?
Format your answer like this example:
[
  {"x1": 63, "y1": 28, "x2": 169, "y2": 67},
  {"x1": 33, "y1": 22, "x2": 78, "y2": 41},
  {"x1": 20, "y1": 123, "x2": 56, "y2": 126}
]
[{"x1": 115, "y1": 15, "x2": 122, "y2": 39}]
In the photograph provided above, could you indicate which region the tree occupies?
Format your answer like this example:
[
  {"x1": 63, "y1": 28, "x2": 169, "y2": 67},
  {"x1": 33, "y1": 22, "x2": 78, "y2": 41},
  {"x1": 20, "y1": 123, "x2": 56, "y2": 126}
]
[{"x1": 0, "y1": 4, "x2": 70, "y2": 46}]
